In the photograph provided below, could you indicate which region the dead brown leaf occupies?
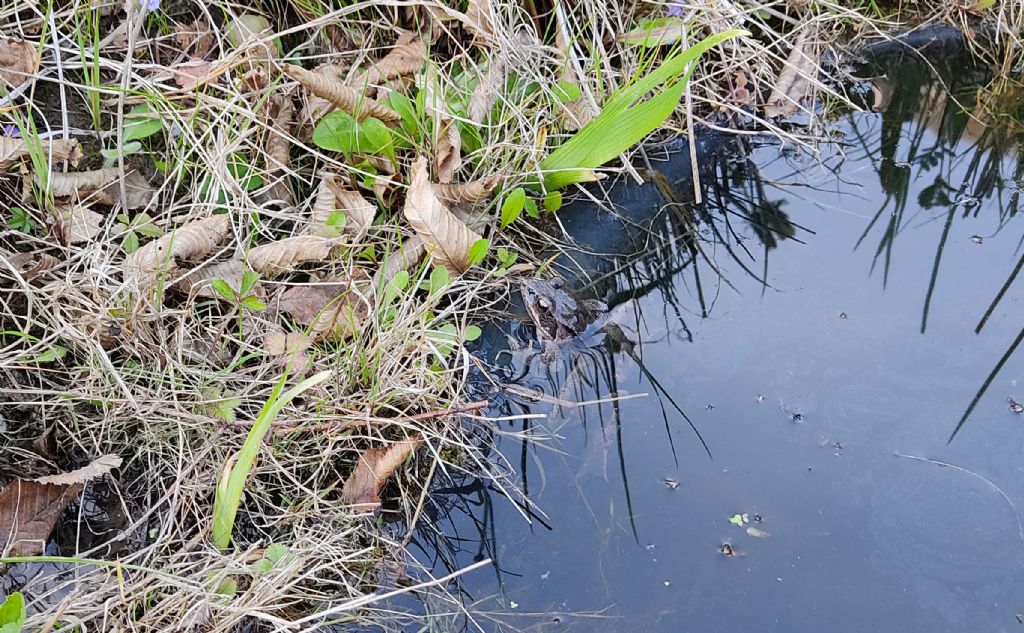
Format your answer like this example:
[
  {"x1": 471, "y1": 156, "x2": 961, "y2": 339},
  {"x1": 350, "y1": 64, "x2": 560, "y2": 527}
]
[
  {"x1": 434, "y1": 118, "x2": 461, "y2": 183},
  {"x1": 0, "y1": 454, "x2": 121, "y2": 556},
  {"x1": 341, "y1": 438, "x2": 421, "y2": 509},
  {"x1": 266, "y1": 94, "x2": 295, "y2": 174},
  {"x1": 0, "y1": 37, "x2": 38, "y2": 87},
  {"x1": 372, "y1": 235, "x2": 426, "y2": 289},
  {"x1": 247, "y1": 235, "x2": 345, "y2": 277},
  {"x1": 178, "y1": 259, "x2": 247, "y2": 299},
  {"x1": 278, "y1": 269, "x2": 372, "y2": 339},
  {"x1": 46, "y1": 168, "x2": 155, "y2": 209},
  {"x1": 264, "y1": 331, "x2": 313, "y2": 374},
  {"x1": 468, "y1": 60, "x2": 503, "y2": 125},
  {"x1": 432, "y1": 174, "x2": 502, "y2": 203},
  {"x1": 310, "y1": 174, "x2": 376, "y2": 238},
  {"x1": 56, "y1": 205, "x2": 104, "y2": 245},
  {"x1": 124, "y1": 215, "x2": 232, "y2": 288},
  {"x1": 0, "y1": 137, "x2": 80, "y2": 170},
  {"x1": 763, "y1": 25, "x2": 821, "y2": 119},
  {"x1": 464, "y1": 0, "x2": 494, "y2": 43},
  {"x1": 3, "y1": 251, "x2": 59, "y2": 281},
  {"x1": 284, "y1": 64, "x2": 401, "y2": 124},
  {"x1": 403, "y1": 156, "x2": 482, "y2": 274},
  {"x1": 358, "y1": 32, "x2": 427, "y2": 87},
  {"x1": 174, "y1": 19, "x2": 215, "y2": 58}
]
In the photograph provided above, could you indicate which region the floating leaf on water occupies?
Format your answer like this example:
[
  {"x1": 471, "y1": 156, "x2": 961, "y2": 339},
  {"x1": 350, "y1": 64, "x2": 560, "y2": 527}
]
[
  {"x1": 341, "y1": 437, "x2": 422, "y2": 510},
  {"x1": 729, "y1": 513, "x2": 745, "y2": 526},
  {"x1": 746, "y1": 527, "x2": 770, "y2": 538},
  {"x1": 403, "y1": 156, "x2": 482, "y2": 274}
]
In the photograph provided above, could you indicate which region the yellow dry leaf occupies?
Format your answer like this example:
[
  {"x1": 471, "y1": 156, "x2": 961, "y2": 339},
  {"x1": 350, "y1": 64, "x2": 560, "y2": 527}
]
[
  {"x1": 434, "y1": 117, "x2": 461, "y2": 184},
  {"x1": 0, "y1": 37, "x2": 38, "y2": 87},
  {"x1": 34, "y1": 455, "x2": 122, "y2": 485},
  {"x1": 284, "y1": 64, "x2": 401, "y2": 123},
  {"x1": 404, "y1": 157, "x2": 482, "y2": 274},
  {"x1": 341, "y1": 437, "x2": 421, "y2": 509},
  {"x1": 124, "y1": 215, "x2": 232, "y2": 288},
  {"x1": 246, "y1": 235, "x2": 345, "y2": 277}
]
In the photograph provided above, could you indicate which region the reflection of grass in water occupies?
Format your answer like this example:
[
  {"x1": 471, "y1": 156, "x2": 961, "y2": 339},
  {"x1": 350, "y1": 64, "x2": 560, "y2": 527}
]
[{"x1": 842, "y1": 57, "x2": 1024, "y2": 439}]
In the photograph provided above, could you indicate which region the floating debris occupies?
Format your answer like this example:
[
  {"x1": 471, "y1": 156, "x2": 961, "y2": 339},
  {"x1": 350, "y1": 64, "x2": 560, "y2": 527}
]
[
  {"x1": 746, "y1": 527, "x2": 770, "y2": 538},
  {"x1": 1008, "y1": 398, "x2": 1024, "y2": 414},
  {"x1": 720, "y1": 543, "x2": 736, "y2": 557},
  {"x1": 663, "y1": 478, "x2": 679, "y2": 490},
  {"x1": 970, "y1": 235, "x2": 984, "y2": 244}
]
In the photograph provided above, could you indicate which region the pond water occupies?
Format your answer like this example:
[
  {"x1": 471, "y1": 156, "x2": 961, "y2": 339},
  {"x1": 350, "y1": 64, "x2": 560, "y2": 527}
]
[{"x1": 415, "y1": 47, "x2": 1024, "y2": 631}]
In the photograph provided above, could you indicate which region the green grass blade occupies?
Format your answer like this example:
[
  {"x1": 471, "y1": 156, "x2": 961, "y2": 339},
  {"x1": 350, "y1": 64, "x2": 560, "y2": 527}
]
[
  {"x1": 540, "y1": 28, "x2": 746, "y2": 190},
  {"x1": 212, "y1": 370, "x2": 331, "y2": 550}
]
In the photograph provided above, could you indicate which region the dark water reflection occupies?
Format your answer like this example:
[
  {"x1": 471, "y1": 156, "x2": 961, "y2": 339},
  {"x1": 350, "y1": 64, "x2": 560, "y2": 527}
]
[{"x1": 417, "y1": 51, "x2": 1024, "y2": 631}]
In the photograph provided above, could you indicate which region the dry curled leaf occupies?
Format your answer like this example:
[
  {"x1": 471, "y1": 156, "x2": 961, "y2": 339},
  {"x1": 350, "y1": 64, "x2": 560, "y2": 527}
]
[
  {"x1": 3, "y1": 251, "x2": 59, "y2": 281},
  {"x1": 310, "y1": 174, "x2": 376, "y2": 238},
  {"x1": 124, "y1": 215, "x2": 231, "y2": 288},
  {"x1": 178, "y1": 259, "x2": 247, "y2": 299},
  {"x1": 284, "y1": 64, "x2": 401, "y2": 123},
  {"x1": 278, "y1": 269, "x2": 372, "y2": 340},
  {"x1": 45, "y1": 168, "x2": 155, "y2": 209},
  {"x1": 0, "y1": 37, "x2": 38, "y2": 87},
  {"x1": 174, "y1": 19, "x2": 215, "y2": 58},
  {"x1": 264, "y1": 331, "x2": 313, "y2": 374},
  {"x1": 404, "y1": 157, "x2": 482, "y2": 274},
  {"x1": 372, "y1": 235, "x2": 425, "y2": 289},
  {"x1": 247, "y1": 235, "x2": 345, "y2": 277},
  {"x1": 56, "y1": 205, "x2": 104, "y2": 245},
  {"x1": 432, "y1": 174, "x2": 502, "y2": 203},
  {"x1": 341, "y1": 437, "x2": 421, "y2": 509},
  {"x1": 468, "y1": 60, "x2": 503, "y2": 125},
  {"x1": 764, "y1": 25, "x2": 820, "y2": 119},
  {"x1": 0, "y1": 137, "x2": 80, "y2": 170},
  {"x1": 0, "y1": 454, "x2": 121, "y2": 556},
  {"x1": 464, "y1": 0, "x2": 495, "y2": 43},
  {"x1": 358, "y1": 32, "x2": 427, "y2": 87},
  {"x1": 265, "y1": 94, "x2": 295, "y2": 174},
  {"x1": 434, "y1": 118, "x2": 461, "y2": 184}
]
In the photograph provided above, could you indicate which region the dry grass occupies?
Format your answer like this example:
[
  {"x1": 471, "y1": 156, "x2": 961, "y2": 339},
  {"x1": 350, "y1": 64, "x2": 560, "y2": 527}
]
[{"x1": 0, "y1": 0, "x2": 1019, "y2": 630}]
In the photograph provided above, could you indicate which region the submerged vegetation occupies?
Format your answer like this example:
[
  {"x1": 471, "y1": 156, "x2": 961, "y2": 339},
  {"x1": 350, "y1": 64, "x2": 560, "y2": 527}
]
[{"x1": 0, "y1": 0, "x2": 1021, "y2": 630}]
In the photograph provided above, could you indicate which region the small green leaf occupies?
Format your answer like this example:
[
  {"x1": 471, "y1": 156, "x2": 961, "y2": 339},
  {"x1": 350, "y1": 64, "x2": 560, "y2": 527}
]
[
  {"x1": 500, "y1": 188, "x2": 526, "y2": 229},
  {"x1": 240, "y1": 296, "x2": 266, "y2": 312},
  {"x1": 362, "y1": 117, "x2": 394, "y2": 161},
  {"x1": 467, "y1": 238, "x2": 490, "y2": 266},
  {"x1": 464, "y1": 325, "x2": 482, "y2": 342},
  {"x1": 213, "y1": 396, "x2": 242, "y2": 422},
  {"x1": 240, "y1": 270, "x2": 260, "y2": 295},
  {"x1": 135, "y1": 223, "x2": 163, "y2": 238},
  {"x1": 256, "y1": 543, "x2": 293, "y2": 574},
  {"x1": 123, "y1": 104, "x2": 164, "y2": 142},
  {"x1": 620, "y1": 17, "x2": 686, "y2": 48},
  {"x1": 122, "y1": 231, "x2": 140, "y2": 254},
  {"x1": 729, "y1": 514, "x2": 745, "y2": 526},
  {"x1": 326, "y1": 211, "x2": 347, "y2": 228},
  {"x1": 312, "y1": 110, "x2": 361, "y2": 153},
  {"x1": 429, "y1": 266, "x2": 450, "y2": 294},
  {"x1": 20, "y1": 346, "x2": 68, "y2": 364},
  {"x1": 496, "y1": 247, "x2": 517, "y2": 267},
  {"x1": 210, "y1": 278, "x2": 237, "y2": 302},
  {"x1": 524, "y1": 197, "x2": 539, "y2": 219},
  {"x1": 0, "y1": 591, "x2": 26, "y2": 633},
  {"x1": 553, "y1": 81, "x2": 581, "y2": 104},
  {"x1": 214, "y1": 576, "x2": 238, "y2": 597},
  {"x1": 543, "y1": 191, "x2": 563, "y2": 213},
  {"x1": 391, "y1": 270, "x2": 410, "y2": 291}
]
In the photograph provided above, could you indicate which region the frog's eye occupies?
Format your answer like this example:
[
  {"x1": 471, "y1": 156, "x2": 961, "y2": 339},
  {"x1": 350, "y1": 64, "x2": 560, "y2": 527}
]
[
  {"x1": 538, "y1": 297, "x2": 551, "y2": 309},
  {"x1": 549, "y1": 278, "x2": 565, "y2": 289}
]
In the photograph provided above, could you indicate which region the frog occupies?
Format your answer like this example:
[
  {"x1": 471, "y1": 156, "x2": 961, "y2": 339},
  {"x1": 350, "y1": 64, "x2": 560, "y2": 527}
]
[{"x1": 520, "y1": 277, "x2": 606, "y2": 342}]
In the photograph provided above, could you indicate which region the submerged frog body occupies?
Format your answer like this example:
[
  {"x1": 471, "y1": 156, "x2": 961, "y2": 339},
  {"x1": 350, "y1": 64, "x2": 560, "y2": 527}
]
[{"x1": 520, "y1": 277, "x2": 606, "y2": 341}]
